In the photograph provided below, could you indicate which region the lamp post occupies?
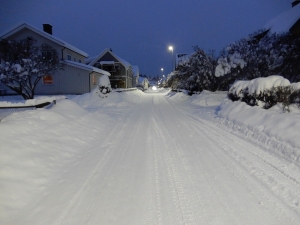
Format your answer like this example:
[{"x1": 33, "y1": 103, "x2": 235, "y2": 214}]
[{"x1": 168, "y1": 46, "x2": 173, "y2": 71}]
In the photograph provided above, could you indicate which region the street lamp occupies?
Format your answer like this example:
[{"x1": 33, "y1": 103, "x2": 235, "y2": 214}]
[
  {"x1": 168, "y1": 46, "x2": 173, "y2": 71},
  {"x1": 161, "y1": 68, "x2": 164, "y2": 76}
]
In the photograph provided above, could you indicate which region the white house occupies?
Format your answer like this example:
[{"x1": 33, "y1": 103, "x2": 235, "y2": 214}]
[
  {"x1": 0, "y1": 23, "x2": 110, "y2": 95},
  {"x1": 137, "y1": 76, "x2": 149, "y2": 91}
]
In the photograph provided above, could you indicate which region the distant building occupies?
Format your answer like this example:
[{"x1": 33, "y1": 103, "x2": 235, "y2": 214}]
[
  {"x1": 86, "y1": 49, "x2": 134, "y2": 89},
  {"x1": 132, "y1": 66, "x2": 139, "y2": 87},
  {"x1": 137, "y1": 77, "x2": 149, "y2": 91}
]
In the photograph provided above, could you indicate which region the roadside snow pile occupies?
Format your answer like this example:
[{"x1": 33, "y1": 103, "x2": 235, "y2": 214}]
[
  {"x1": 0, "y1": 98, "x2": 112, "y2": 220},
  {"x1": 0, "y1": 90, "x2": 144, "y2": 222},
  {"x1": 168, "y1": 90, "x2": 300, "y2": 163},
  {"x1": 189, "y1": 90, "x2": 227, "y2": 107},
  {"x1": 69, "y1": 89, "x2": 144, "y2": 110},
  {"x1": 218, "y1": 98, "x2": 300, "y2": 162}
]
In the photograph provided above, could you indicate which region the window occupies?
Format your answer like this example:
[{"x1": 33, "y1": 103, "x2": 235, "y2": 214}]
[
  {"x1": 78, "y1": 59, "x2": 82, "y2": 63},
  {"x1": 41, "y1": 44, "x2": 53, "y2": 61},
  {"x1": 74, "y1": 57, "x2": 76, "y2": 62},
  {"x1": 67, "y1": 55, "x2": 71, "y2": 60},
  {"x1": 43, "y1": 74, "x2": 53, "y2": 84},
  {"x1": 102, "y1": 65, "x2": 114, "y2": 72}
]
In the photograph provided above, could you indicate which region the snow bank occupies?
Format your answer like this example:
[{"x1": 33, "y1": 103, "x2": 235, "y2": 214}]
[
  {"x1": 168, "y1": 90, "x2": 300, "y2": 164},
  {"x1": 0, "y1": 90, "x2": 146, "y2": 221},
  {"x1": 217, "y1": 99, "x2": 300, "y2": 162}
]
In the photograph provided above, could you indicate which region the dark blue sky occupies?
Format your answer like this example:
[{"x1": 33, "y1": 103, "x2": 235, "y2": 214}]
[{"x1": 0, "y1": 0, "x2": 291, "y2": 76}]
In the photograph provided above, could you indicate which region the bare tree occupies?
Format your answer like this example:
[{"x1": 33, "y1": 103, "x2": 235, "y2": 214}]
[{"x1": 0, "y1": 37, "x2": 62, "y2": 99}]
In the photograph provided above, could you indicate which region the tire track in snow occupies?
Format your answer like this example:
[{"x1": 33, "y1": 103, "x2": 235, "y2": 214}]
[
  {"x1": 150, "y1": 97, "x2": 211, "y2": 225},
  {"x1": 152, "y1": 98, "x2": 235, "y2": 225},
  {"x1": 173, "y1": 102, "x2": 300, "y2": 224},
  {"x1": 55, "y1": 108, "x2": 138, "y2": 225}
]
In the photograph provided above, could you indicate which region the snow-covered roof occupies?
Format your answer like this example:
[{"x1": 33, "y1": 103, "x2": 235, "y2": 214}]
[
  {"x1": 84, "y1": 56, "x2": 96, "y2": 65},
  {"x1": 88, "y1": 49, "x2": 132, "y2": 70},
  {"x1": 138, "y1": 77, "x2": 148, "y2": 84},
  {"x1": 132, "y1": 66, "x2": 139, "y2": 77},
  {"x1": 64, "y1": 60, "x2": 111, "y2": 76},
  {"x1": 264, "y1": 4, "x2": 300, "y2": 34},
  {"x1": 0, "y1": 23, "x2": 89, "y2": 58},
  {"x1": 100, "y1": 61, "x2": 114, "y2": 65}
]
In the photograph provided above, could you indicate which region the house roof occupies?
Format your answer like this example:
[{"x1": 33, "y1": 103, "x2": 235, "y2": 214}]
[
  {"x1": 264, "y1": 4, "x2": 300, "y2": 34},
  {"x1": 87, "y1": 48, "x2": 132, "y2": 70},
  {"x1": 64, "y1": 60, "x2": 111, "y2": 76},
  {"x1": 0, "y1": 22, "x2": 89, "y2": 58}
]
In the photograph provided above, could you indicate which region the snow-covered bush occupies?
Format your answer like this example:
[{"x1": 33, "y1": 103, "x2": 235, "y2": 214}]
[
  {"x1": 98, "y1": 74, "x2": 111, "y2": 97},
  {"x1": 228, "y1": 76, "x2": 296, "y2": 110}
]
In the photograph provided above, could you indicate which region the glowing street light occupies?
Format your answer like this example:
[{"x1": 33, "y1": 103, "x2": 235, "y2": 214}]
[{"x1": 168, "y1": 46, "x2": 174, "y2": 71}]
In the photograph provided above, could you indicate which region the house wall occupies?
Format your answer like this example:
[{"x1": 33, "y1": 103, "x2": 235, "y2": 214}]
[{"x1": 35, "y1": 64, "x2": 91, "y2": 95}]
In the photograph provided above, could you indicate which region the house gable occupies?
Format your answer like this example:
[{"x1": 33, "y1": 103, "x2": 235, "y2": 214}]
[
  {"x1": 0, "y1": 23, "x2": 88, "y2": 61},
  {"x1": 88, "y1": 49, "x2": 131, "y2": 71}
]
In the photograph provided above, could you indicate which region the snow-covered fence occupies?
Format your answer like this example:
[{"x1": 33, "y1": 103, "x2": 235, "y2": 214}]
[
  {"x1": 114, "y1": 88, "x2": 137, "y2": 93},
  {"x1": 0, "y1": 100, "x2": 56, "y2": 121}
]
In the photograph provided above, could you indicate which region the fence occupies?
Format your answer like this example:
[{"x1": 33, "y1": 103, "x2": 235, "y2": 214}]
[
  {"x1": 114, "y1": 88, "x2": 137, "y2": 93},
  {"x1": 0, "y1": 100, "x2": 56, "y2": 121}
]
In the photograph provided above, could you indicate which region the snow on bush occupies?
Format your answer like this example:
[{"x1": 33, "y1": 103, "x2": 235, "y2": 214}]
[
  {"x1": 228, "y1": 76, "x2": 299, "y2": 110},
  {"x1": 229, "y1": 75, "x2": 290, "y2": 96},
  {"x1": 290, "y1": 82, "x2": 300, "y2": 91},
  {"x1": 247, "y1": 76, "x2": 290, "y2": 95},
  {"x1": 97, "y1": 74, "x2": 112, "y2": 97},
  {"x1": 215, "y1": 52, "x2": 246, "y2": 77},
  {"x1": 215, "y1": 58, "x2": 231, "y2": 77}
]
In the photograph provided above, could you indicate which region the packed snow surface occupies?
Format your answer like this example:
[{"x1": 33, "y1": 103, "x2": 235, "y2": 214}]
[{"x1": 1, "y1": 89, "x2": 300, "y2": 224}]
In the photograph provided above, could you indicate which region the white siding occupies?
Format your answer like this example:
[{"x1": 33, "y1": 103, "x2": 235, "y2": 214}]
[{"x1": 35, "y1": 64, "x2": 90, "y2": 95}]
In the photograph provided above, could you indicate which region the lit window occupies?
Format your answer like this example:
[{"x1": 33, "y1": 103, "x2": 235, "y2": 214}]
[
  {"x1": 92, "y1": 75, "x2": 96, "y2": 85},
  {"x1": 43, "y1": 74, "x2": 53, "y2": 84}
]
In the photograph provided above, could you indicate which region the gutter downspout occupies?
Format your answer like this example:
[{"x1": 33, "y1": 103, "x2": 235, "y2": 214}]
[
  {"x1": 61, "y1": 47, "x2": 66, "y2": 60},
  {"x1": 89, "y1": 71, "x2": 93, "y2": 92}
]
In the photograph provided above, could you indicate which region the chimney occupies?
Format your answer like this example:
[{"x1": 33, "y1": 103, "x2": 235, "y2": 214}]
[
  {"x1": 43, "y1": 24, "x2": 52, "y2": 35},
  {"x1": 292, "y1": 0, "x2": 300, "y2": 7}
]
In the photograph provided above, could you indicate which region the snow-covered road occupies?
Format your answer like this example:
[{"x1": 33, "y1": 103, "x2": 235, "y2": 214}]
[{"x1": 1, "y1": 90, "x2": 300, "y2": 224}]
